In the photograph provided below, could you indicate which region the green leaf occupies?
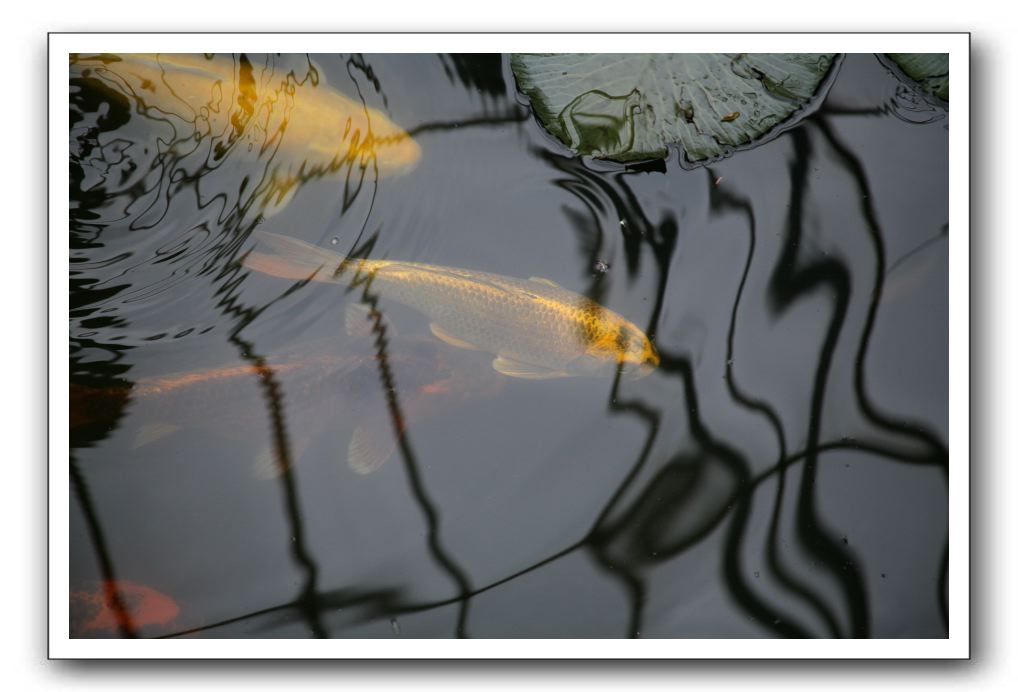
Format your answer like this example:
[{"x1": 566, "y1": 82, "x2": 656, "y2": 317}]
[
  {"x1": 510, "y1": 53, "x2": 838, "y2": 164},
  {"x1": 886, "y1": 53, "x2": 949, "y2": 102}
]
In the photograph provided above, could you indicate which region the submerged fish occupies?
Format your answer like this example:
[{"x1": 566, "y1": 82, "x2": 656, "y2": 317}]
[
  {"x1": 71, "y1": 330, "x2": 501, "y2": 475},
  {"x1": 70, "y1": 580, "x2": 181, "y2": 638},
  {"x1": 242, "y1": 232, "x2": 660, "y2": 379},
  {"x1": 70, "y1": 53, "x2": 421, "y2": 214}
]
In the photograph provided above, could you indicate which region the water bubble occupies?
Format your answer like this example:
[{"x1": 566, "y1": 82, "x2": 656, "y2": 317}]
[
  {"x1": 593, "y1": 259, "x2": 610, "y2": 274},
  {"x1": 330, "y1": 237, "x2": 339, "y2": 245}
]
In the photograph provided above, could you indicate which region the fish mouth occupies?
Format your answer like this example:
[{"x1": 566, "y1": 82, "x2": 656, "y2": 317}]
[
  {"x1": 619, "y1": 361, "x2": 657, "y2": 378},
  {"x1": 633, "y1": 363, "x2": 656, "y2": 379}
]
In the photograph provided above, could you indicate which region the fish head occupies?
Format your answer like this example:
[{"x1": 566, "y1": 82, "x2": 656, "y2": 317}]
[
  {"x1": 615, "y1": 321, "x2": 660, "y2": 378},
  {"x1": 572, "y1": 315, "x2": 659, "y2": 378}
]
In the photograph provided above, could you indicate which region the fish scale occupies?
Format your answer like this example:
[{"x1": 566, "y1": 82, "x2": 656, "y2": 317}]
[{"x1": 243, "y1": 232, "x2": 659, "y2": 379}]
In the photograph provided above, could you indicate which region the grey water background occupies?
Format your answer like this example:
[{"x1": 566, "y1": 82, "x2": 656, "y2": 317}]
[{"x1": 69, "y1": 53, "x2": 948, "y2": 639}]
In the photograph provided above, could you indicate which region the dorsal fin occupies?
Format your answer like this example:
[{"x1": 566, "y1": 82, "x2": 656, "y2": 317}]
[
  {"x1": 528, "y1": 276, "x2": 561, "y2": 288},
  {"x1": 394, "y1": 263, "x2": 520, "y2": 298}
]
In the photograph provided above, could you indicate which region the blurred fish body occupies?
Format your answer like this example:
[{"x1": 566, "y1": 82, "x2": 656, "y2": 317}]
[
  {"x1": 70, "y1": 580, "x2": 181, "y2": 638},
  {"x1": 243, "y1": 232, "x2": 660, "y2": 379},
  {"x1": 70, "y1": 53, "x2": 421, "y2": 211},
  {"x1": 71, "y1": 335, "x2": 501, "y2": 474}
]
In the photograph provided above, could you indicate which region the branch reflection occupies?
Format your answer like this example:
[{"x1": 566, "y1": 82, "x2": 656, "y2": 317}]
[{"x1": 71, "y1": 53, "x2": 948, "y2": 640}]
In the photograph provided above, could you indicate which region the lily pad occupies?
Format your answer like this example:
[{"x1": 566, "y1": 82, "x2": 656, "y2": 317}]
[
  {"x1": 886, "y1": 53, "x2": 949, "y2": 102},
  {"x1": 510, "y1": 53, "x2": 838, "y2": 164}
]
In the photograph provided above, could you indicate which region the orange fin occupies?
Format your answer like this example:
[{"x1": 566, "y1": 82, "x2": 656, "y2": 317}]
[{"x1": 429, "y1": 323, "x2": 480, "y2": 351}]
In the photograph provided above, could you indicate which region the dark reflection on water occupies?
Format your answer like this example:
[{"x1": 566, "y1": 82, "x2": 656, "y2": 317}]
[{"x1": 68, "y1": 53, "x2": 948, "y2": 639}]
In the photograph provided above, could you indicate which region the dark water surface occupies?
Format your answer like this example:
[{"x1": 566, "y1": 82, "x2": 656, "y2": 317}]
[{"x1": 68, "y1": 53, "x2": 948, "y2": 639}]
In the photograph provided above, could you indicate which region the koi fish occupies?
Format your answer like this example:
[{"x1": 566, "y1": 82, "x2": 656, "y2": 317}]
[
  {"x1": 71, "y1": 328, "x2": 502, "y2": 475},
  {"x1": 242, "y1": 232, "x2": 660, "y2": 379},
  {"x1": 70, "y1": 53, "x2": 421, "y2": 214},
  {"x1": 70, "y1": 580, "x2": 181, "y2": 638}
]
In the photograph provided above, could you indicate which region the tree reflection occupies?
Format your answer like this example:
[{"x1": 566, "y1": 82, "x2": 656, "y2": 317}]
[
  {"x1": 71, "y1": 54, "x2": 948, "y2": 640},
  {"x1": 708, "y1": 170, "x2": 844, "y2": 637}
]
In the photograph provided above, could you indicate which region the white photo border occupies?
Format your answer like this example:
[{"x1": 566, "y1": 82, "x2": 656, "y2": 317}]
[{"x1": 50, "y1": 32, "x2": 969, "y2": 659}]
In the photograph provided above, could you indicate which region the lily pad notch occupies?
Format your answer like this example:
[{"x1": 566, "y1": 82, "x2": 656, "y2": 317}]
[{"x1": 510, "y1": 53, "x2": 842, "y2": 167}]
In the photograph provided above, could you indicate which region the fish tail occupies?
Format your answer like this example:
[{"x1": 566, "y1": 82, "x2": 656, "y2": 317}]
[{"x1": 242, "y1": 231, "x2": 366, "y2": 284}]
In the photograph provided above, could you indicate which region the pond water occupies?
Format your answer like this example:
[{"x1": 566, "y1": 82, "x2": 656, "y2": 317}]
[{"x1": 68, "y1": 53, "x2": 948, "y2": 639}]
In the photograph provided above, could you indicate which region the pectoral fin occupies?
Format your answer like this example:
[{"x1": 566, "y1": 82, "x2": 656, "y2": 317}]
[
  {"x1": 253, "y1": 437, "x2": 310, "y2": 480},
  {"x1": 253, "y1": 446, "x2": 285, "y2": 480},
  {"x1": 132, "y1": 423, "x2": 180, "y2": 449},
  {"x1": 347, "y1": 421, "x2": 399, "y2": 475},
  {"x1": 492, "y1": 356, "x2": 570, "y2": 380},
  {"x1": 528, "y1": 276, "x2": 561, "y2": 288},
  {"x1": 429, "y1": 323, "x2": 480, "y2": 351}
]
